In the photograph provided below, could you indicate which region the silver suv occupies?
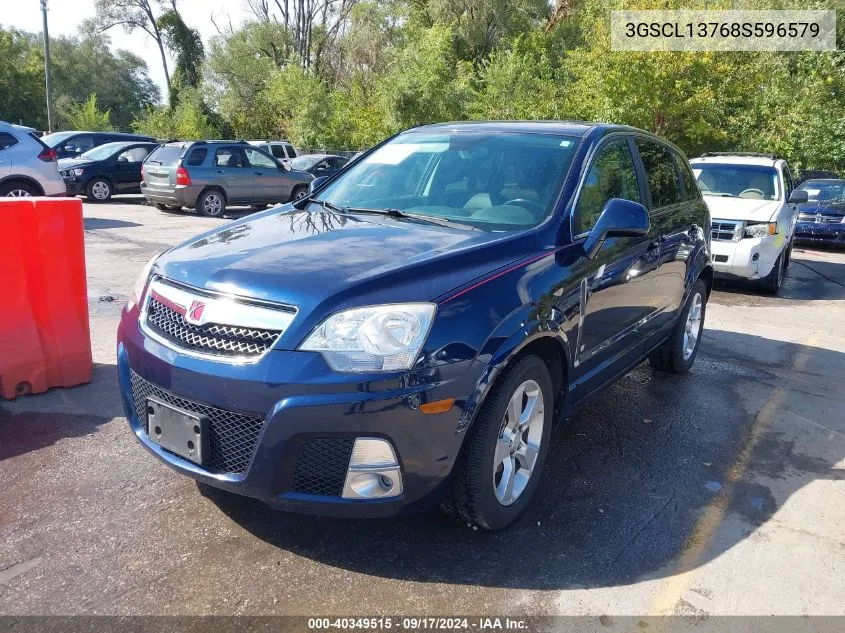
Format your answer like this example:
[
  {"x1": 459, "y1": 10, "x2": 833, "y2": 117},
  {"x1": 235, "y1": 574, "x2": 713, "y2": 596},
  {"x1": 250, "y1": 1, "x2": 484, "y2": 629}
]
[
  {"x1": 0, "y1": 121, "x2": 66, "y2": 197},
  {"x1": 141, "y1": 140, "x2": 313, "y2": 217}
]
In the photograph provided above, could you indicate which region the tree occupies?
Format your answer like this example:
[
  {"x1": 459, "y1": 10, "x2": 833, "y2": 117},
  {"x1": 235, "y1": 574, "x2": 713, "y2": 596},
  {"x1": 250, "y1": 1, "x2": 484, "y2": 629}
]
[
  {"x1": 0, "y1": 28, "x2": 45, "y2": 128},
  {"x1": 62, "y1": 94, "x2": 113, "y2": 131},
  {"x1": 133, "y1": 87, "x2": 218, "y2": 139},
  {"x1": 157, "y1": 8, "x2": 204, "y2": 107},
  {"x1": 89, "y1": 0, "x2": 173, "y2": 100}
]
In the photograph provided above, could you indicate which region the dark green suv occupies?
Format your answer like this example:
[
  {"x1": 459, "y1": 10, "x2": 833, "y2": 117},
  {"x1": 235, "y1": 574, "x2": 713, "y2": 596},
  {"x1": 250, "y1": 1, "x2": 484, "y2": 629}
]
[{"x1": 141, "y1": 140, "x2": 314, "y2": 217}]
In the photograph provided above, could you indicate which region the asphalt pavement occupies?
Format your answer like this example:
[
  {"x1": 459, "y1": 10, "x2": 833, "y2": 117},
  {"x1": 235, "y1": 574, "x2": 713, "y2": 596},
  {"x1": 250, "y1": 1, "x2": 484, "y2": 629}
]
[{"x1": 1, "y1": 196, "x2": 843, "y2": 617}]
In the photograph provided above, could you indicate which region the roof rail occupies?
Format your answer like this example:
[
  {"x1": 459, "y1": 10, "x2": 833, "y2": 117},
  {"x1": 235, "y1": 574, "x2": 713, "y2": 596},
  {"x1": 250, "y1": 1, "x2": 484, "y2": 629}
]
[{"x1": 699, "y1": 151, "x2": 781, "y2": 160}]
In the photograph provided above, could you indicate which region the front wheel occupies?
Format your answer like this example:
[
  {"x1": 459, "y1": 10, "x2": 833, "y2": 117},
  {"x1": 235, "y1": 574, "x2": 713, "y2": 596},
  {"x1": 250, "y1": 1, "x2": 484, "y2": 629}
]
[
  {"x1": 0, "y1": 182, "x2": 37, "y2": 197},
  {"x1": 86, "y1": 178, "x2": 112, "y2": 202},
  {"x1": 759, "y1": 251, "x2": 785, "y2": 295},
  {"x1": 290, "y1": 185, "x2": 309, "y2": 202},
  {"x1": 649, "y1": 278, "x2": 707, "y2": 374},
  {"x1": 195, "y1": 190, "x2": 226, "y2": 217},
  {"x1": 443, "y1": 355, "x2": 553, "y2": 531}
]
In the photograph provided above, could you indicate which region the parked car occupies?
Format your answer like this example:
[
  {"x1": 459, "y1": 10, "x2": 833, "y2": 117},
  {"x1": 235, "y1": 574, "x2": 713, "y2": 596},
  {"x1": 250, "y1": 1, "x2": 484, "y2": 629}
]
[
  {"x1": 248, "y1": 140, "x2": 298, "y2": 161},
  {"x1": 140, "y1": 140, "x2": 313, "y2": 217},
  {"x1": 59, "y1": 141, "x2": 159, "y2": 202},
  {"x1": 41, "y1": 131, "x2": 156, "y2": 159},
  {"x1": 793, "y1": 179, "x2": 845, "y2": 247},
  {"x1": 118, "y1": 121, "x2": 712, "y2": 530},
  {"x1": 0, "y1": 120, "x2": 65, "y2": 197},
  {"x1": 690, "y1": 152, "x2": 805, "y2": 294},
  {"x1": 796, "y1": 169, "x2": 839, "y2": 186},
  {"x1": 289, "y1": 154, "x2": 349, "y2": 178}
]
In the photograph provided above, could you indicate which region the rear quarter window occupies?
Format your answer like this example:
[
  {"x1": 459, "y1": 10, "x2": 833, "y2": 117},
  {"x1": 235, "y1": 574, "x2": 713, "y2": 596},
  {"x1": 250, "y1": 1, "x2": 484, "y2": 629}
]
[
  {"x1": 146, "y1": 145, "x2": 185, "y2": 165},
  {"x1": 186, "y1": 148, "x2": 208, "y2": 166},
  {"x1": 636, "y1": 139, "x2": 684, "y2": 208},
  {"x1": 674, "y1": 153, "x2": 701, "y2": 200},
  {"x1": 0, "y1": 132, "x2": 18, "y2": 150}
]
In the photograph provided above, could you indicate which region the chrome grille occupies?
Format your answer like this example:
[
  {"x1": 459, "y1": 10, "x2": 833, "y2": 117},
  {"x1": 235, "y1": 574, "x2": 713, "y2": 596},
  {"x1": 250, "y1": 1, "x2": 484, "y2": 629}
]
[
  {"x1": 146, "y1": 297, "x2": 281, "y2": 358},
  {"x1": 711, "y1": 220, "x2": 742, "y2": 241},
  {"x1": 799, "y1": 213, "x2": 844, "y2": 224},
  {"x1": 130, "y1": 370, "x2": 265, "y2": 474},
  {"x1": 292, "y1": 439, "x2": 354, "y2": 496}
]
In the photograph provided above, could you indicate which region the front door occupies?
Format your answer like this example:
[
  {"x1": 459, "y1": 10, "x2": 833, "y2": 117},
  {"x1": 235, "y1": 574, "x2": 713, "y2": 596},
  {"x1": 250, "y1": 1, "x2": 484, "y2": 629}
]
[
  {"x1": 244, "y1": 147, "x2": 290, "y2": 203},
  {"x1": 113, "y1": 145, "x2": 151, "y2": 192},
  {"x1": 567, "y1": 136, "x2": 662, "y2": 401}
]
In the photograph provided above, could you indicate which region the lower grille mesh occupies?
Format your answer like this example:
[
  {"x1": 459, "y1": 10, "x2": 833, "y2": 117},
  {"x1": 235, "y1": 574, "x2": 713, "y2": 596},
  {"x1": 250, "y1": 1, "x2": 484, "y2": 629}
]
[
  {"x1": 130, "y1": 370, "x2": 265, "y2": 475},
  {"x1": 292, "y1": 439, "x2": 355, "y2": 496}
]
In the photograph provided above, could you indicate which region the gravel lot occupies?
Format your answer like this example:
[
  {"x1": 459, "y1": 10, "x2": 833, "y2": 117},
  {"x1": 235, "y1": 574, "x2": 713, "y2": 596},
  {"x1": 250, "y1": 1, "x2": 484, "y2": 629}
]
[{"x1": 1, "y1": 196, "x2": 844, "y2": 617}]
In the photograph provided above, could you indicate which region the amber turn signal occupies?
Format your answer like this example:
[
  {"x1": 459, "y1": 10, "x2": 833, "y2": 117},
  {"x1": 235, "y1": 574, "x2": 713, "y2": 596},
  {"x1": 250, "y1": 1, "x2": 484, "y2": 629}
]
[{"x1": 419, "y1": 398, "x2": 455, "y2": 414}]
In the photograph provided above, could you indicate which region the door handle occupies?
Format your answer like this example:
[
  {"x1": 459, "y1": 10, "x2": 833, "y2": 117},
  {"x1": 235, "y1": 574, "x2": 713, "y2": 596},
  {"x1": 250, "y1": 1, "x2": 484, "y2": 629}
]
[{"x1": 254, "y1": 172, "x2": 263, "y2": 176}]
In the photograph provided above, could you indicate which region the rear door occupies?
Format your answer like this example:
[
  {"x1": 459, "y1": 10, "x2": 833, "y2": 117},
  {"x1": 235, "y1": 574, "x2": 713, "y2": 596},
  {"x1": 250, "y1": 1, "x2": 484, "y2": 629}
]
[
  {"x1": 633, "y1": 138, "x2": 698, "y2": 325},
  {"x1": 244, "y1": 146, "x2": 289, "y2": 202},
  {"x1": 569, "y1": 135, "x2": 662, "y2": 400},
  {"x1": 213, "y1": 146, "x2": 252, "y2": 203},
  {"x1": 0, "y1": 132, "x2": 16, "y2": 180},
  {"x1": 113, "y1": 144, "x2": 152, "y2": 191}
]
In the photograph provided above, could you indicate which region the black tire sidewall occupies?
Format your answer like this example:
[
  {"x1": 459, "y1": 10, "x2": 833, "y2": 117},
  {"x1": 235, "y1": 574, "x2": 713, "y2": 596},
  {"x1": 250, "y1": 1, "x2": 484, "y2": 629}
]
[
  {"x1": 197, "y1": 190, "x2": 225, "y2": 217},
  {"x1": 669, "y1": 279, "x2": 707, "y2": 373},
  {"x1": 291, "y1": 186, "x2": 308, "y2": 202},
  {"x1": 467, "y1": 356, "x2": 554, "y2": 530},
  {"x1": 761, "y1": 252, "x2": 784, "y2": 294},
  {"x1": 0, "y1": 182, "x2": 37, "y2": 197}
]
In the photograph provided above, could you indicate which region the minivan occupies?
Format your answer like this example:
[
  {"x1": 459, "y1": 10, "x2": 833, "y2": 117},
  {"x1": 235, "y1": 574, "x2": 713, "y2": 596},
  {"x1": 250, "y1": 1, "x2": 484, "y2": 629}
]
[{"x1": 118, "y1": 122, "x2": 713, "y2": 530}]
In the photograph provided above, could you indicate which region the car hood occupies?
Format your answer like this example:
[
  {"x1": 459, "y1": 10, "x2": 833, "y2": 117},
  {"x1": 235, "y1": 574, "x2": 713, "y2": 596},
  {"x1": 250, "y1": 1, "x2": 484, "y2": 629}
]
[
  {"x1": 155, "y1": 206, "x2": 533, "y2": 318},
  {"x1": 797, "y1": 200, "x2": 845, "y2": 216},
  {"x1": 702, "y1": 196, "x2": 781, "y2": 222},
  {"x1": 58, "y1": 158, "x2": 96, "y2": 171}
]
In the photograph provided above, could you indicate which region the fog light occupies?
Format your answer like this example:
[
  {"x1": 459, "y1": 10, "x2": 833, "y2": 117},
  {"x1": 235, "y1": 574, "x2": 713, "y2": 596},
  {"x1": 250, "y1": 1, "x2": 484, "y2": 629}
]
[
  {"x1": 752, "y1": 252, "x2": 760, "y2": 262},
  {"x1": 342, "y1": 438, "x2": 403, "y2": 499}
]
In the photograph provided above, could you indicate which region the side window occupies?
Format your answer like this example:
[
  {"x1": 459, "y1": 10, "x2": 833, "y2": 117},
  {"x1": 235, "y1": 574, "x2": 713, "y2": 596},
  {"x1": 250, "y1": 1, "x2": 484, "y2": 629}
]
[
  {"x1": 214, "y1": 147, "x2": 245, "y2": 168},
  {"x1": 574, "y1": 138, "x2": 641, "y2": 234},
  {"x1": 284, "y1": 144, "x2": 297, "y2": 158},
  {"x1": 0, "y1": 132, "x2": 18, "y2": 151},
  {"x1": 674, "y1": 152, "x2": 700, "y2": 200},
  {"x1": 65, "y1": 135, "x2": 95, "y2": 154},
  {"x1": 118, "y1": 147, "x2": 150, "y2": 163},
  {"x1": 270, "y1": 144, "x2": 286, "y2": 159},
  {"x1": 186, "y1": 148, "x2": 207, "y2": 166},
  {"x1": 635, "y1": 139, "x2": 683, "y2": 208},
  {"x1": 245, "y1": 148, "x2": 277, "y2": 169},
  {"x1": 783, "y1": 165, "x2": 794, "y2": 195}
]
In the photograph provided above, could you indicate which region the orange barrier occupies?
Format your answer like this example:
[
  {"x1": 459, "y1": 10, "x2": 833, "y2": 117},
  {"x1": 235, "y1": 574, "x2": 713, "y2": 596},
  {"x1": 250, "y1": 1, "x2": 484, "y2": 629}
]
[{"x1": 0, "y1": 197, "x2": 92, "y2": 399}]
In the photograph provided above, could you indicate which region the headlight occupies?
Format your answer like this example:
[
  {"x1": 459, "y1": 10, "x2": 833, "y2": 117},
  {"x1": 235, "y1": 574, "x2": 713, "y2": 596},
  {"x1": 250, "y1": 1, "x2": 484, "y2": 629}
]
[
  {"x1": 71, "y1": 168, "x2": 84, "y2": 177},
  {"x1": 744, "y1": 222, "x2": 777, "y2": 239},
  {"x1": 300, "y1": 303, "x2": 436, "y2": 372},
  {"x1": 127, "y1": 254, "x2": 160, "y2": 311}
]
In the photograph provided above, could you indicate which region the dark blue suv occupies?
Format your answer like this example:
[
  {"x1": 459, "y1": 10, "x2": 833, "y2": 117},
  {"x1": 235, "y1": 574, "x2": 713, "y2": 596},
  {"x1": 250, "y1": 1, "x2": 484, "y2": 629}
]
[{"x1": 117, "y1": 122, "x2": 712, "y2": 530}]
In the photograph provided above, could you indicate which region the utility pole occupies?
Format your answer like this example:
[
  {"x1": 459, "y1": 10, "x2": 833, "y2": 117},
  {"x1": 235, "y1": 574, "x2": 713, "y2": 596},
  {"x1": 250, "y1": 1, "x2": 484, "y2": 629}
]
[{"x1": 41, "y1": 0, "x2": 54, "y2": 132}]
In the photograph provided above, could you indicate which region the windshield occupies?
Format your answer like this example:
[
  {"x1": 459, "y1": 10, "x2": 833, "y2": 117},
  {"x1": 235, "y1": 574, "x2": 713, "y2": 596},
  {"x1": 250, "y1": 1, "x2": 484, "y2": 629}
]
[
  {"x1": 41, "y1": 132, "x2": 76, "y2": 148},
  {"x1": 693, "y1": 164, "x2": 780, "y2": 200},
  {"x1": 797, "y1": 179, "x2": 845, "y2": 202},
  {"x1": 314, "y1": 131, "x2": 579, "y2": 231},
  {"x1": 291, "y1": 155, "x2": 323, "y2": 170},
  {"x1": 80, "y1": 142, "x2": 128, "y2": 161}
]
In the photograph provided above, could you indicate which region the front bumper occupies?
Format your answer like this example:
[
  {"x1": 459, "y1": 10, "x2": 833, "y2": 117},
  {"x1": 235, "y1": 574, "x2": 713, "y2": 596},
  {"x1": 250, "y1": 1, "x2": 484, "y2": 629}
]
[
  {"x1": 710, "y1": 234, "x2": 784, "y2": 280},
  {"x1": 62, "y1": 178, "x2": 84, "y2": 196},
  {"x1": 117, "y1": 304, "x2": 484, "y2": 517},
  {"x1": 795, "y1": 222, "x2": 845, "y2": 247}
]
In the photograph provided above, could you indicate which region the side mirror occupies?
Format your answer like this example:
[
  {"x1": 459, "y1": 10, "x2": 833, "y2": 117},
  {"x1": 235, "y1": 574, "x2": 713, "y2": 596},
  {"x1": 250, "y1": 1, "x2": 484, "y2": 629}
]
[
  {"x1": 309, "y1": 175, "x2": 330, "y2": 193},
  {"x1": 280, "y1": 161, "x2": 292, "y2": 171},
  {"x1": 788, "y1": 190, "x2": 809, "y2": 204},
  {"x1": 583, "y1": 198, "x2": 650, "y2": 259}
]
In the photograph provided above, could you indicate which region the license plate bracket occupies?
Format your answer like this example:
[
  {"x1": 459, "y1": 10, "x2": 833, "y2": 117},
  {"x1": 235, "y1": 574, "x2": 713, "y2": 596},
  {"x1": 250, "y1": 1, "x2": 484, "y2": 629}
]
[{"x1": 145, "y1": 397, "x2": 209, "y2": 465}]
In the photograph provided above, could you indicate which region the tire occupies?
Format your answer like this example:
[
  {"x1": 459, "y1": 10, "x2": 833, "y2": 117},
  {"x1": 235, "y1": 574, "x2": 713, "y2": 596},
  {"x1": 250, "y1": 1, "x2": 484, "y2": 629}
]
[
  {"x1": 290, "y1": 185, "x2": 309, "y2": 202},
  {"x1": 195, "y1": 189, "x2": 226, "y2": 217},
  {"x1": 443, "y1": 355, "x2": 553, "y2": 531},
  {"x1": 85, "y1": 178, "x2": 112, "y2": 202},
  {"x1": 759, "y1": 252, "x2": 785, "y2": 295},
  {"x1": 783, "y1": 241, "x2": 793, "y2": 269},
  {"x1": 649, "y1": 278, "x2": 707, "y2": 374},
  {"x1": 0, "y1": 181, "x2": 38, "y2": 197}
]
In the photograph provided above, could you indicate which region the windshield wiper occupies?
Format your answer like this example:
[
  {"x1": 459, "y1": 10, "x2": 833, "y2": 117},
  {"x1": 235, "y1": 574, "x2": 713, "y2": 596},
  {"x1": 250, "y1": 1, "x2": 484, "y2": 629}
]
[
  {"x1": 350, "y1": 207, "x2": 479, "y2": 231},
  {"x1": 311, "y1": 198, "x2": 349, "y2": 214}
]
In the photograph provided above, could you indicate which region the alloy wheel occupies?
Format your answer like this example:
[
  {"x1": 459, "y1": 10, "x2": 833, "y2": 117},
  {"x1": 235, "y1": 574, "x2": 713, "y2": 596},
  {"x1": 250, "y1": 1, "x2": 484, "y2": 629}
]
[
  {"x1": 6, "y1": 188, "x2": 32, "y2": 197},
  {"x1": 493, "y1": 379, "x2": 545, "y2": 506},
  {"x1": 91, "y1": 181, "x2": 110, "y2": 200},
  {"x1": 683, "y1": 292, "x2": 703, "y2": 361},
  {"x1": 203, "y1": 194, "x2": 223, "y2": 216}
]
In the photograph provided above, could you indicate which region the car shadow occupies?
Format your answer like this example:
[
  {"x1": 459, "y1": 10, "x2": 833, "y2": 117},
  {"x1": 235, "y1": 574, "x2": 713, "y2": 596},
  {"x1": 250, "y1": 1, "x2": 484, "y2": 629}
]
[
  {"x1": 0, "y1": 363, "x2": 121, "y2": 462},
  {"x1": 198, "y1": 329, "x2": 845, "y2": 590},
  {"x1": 715, "y1": 252, "x2": 845, "y2": 302},
  {"x1": 84, "y1": 217, "x2": 142, "y2": 230}
]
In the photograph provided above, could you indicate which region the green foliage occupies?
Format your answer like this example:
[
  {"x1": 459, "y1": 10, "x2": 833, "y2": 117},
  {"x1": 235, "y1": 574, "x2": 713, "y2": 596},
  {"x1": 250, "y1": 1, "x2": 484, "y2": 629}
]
[
  {"x1": 132, "y1": 88, "x2": 218, "y2": 139},
  {"x1": 60, "y1": 94, "x2": 113, "y2": 131},
  {"x1": 157, "y1": 8, "x2": 204, "y2": 107},
  {"x1": 0, "y1": 28, "x2": 45, "y2": 128}
]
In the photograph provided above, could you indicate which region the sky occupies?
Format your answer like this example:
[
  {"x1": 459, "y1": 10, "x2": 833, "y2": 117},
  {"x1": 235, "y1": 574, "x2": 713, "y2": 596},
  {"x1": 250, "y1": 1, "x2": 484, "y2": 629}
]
[{"x1": 1, "y1": 0, "x2": 252, "y2": 101}]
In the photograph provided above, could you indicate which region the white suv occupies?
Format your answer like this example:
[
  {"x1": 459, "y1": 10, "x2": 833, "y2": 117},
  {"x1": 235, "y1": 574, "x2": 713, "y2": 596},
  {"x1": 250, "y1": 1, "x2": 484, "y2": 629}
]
[
  {"x1": 0, "y1": 121, "x2": 66, "y2": 197},
  {"x1": 690, "y1": 153, "x2": 806, "y2": 294}
]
